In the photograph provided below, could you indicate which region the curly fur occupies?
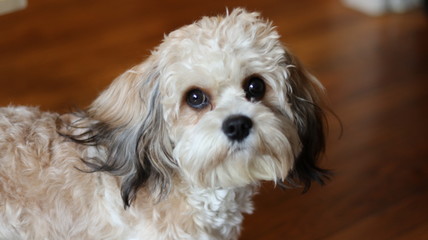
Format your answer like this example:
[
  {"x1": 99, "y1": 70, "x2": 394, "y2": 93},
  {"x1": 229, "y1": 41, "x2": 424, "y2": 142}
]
[{"x1": 0, "y1": 9, "x2": 329, "y2": 240}]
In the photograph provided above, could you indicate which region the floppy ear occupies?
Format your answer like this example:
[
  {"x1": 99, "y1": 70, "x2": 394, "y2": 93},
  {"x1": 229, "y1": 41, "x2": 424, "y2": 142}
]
[
  {"x1": 63, "y1": 56, "x2": 176, "y2": 207},
  {"x1": 283, "y1": 52, "x2": 331, "y2": 191}
]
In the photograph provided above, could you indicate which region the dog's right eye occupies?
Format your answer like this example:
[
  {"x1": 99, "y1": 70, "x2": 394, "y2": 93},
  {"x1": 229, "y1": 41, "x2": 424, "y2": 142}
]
[{"x1": 186, "y1": 89, "x2": 209, "y2": 109}]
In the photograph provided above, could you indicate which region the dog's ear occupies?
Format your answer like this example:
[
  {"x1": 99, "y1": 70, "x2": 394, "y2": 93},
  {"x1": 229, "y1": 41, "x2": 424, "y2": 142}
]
[
  {"x1": 64, "y1": 56, "x2": 176, "y2": 208},
  {"x1": 282, "y1": 52, "x2": 331, "y2": 191}
]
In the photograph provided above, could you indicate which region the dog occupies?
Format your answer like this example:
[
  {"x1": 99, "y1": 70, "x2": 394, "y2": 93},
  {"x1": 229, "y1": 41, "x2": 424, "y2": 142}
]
[{"x1": 0, "y1": 8, "x2": 329, "y2": 240}]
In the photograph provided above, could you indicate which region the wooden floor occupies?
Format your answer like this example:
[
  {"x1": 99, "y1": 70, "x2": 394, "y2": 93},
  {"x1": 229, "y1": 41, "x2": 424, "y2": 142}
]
[{"x1": 1, "y1": 0, "x2": 427, "y2": 239}]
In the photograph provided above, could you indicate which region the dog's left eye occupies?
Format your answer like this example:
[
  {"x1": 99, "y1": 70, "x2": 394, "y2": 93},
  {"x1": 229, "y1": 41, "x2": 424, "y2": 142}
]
[
  {"x1": 244, "y1": 76, "x2": 266, "y2": 101},
  {"x1": 186, "y1": 89, "x2": 209, "y2": 109}
]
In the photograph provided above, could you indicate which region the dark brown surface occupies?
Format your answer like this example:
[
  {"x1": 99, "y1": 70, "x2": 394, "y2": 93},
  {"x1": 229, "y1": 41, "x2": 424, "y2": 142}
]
[{"x1": 1, "y1": 1, "x2": 427, "y2": 239}]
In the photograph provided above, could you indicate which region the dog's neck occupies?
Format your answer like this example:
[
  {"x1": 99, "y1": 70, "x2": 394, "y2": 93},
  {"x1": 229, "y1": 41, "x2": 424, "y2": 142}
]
[
  {"x1": 177, "y1": 184, "x2": 256, "y2": 239},
  {"x1": 132, "y1": 181, "x2": 256, "y2": 239},
  {"x1": 185, "y1": 185, "x2": 255, "y2": 228}
]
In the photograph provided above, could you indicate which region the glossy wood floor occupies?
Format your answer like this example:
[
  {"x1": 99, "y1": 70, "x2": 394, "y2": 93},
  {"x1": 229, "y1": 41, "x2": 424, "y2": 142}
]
[{"x1": 1, "y1": 0, "x2": 427, "y2": 239}]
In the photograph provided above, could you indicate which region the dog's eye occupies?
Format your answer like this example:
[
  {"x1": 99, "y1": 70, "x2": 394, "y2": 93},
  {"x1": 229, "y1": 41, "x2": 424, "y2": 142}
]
[
  {"x1": 186, "y1": 89, "x2": 209, "y2": 109},
  {"x1": 244, "y1": 76, "x2": 266, "y2": 101}
]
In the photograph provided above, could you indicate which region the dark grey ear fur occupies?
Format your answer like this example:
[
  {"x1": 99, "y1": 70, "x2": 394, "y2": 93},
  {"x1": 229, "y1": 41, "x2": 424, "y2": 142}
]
[
  {"x1": 282, "y1": 53, "x2": 331, "y2": 191},
  {"x1": 61, "y1": 73, "x2": 176, "y2": 208}
]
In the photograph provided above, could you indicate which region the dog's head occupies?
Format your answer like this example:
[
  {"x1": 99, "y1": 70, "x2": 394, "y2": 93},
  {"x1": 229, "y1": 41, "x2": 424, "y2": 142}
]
[{"x1": 66, "y1": 8, "x2": 329, "y2": 207}]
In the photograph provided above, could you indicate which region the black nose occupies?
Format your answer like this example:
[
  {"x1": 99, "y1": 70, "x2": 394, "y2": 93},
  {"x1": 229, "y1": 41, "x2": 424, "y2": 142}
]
[{"x1": 222, "y1": 115, "x2": 253, "y2": 142}]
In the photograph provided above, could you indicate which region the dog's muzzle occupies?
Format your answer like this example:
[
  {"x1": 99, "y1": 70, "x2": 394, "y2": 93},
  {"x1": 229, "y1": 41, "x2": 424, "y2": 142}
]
[{"x1": 222, "y1": 115, "x2": 253, "y2": 142}]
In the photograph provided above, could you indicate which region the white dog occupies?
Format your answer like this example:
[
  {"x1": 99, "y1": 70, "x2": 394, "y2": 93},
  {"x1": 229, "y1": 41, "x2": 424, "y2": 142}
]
[{"x1": 0, "y1": 8, "x2": 329, "y2": 240}]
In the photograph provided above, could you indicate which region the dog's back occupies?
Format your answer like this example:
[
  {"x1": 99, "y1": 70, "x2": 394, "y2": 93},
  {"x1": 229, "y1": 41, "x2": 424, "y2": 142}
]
[{"x1": 0, "y1": 107, "x2": 125, "y2": 239}]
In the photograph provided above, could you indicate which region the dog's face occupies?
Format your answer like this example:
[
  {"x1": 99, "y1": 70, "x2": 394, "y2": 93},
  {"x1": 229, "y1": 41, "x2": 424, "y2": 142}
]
[
  {"x1": 157, "y1": 11, "x2": 301, "y2": 188},
  {"x1": 69, "y1": 9, "x2": 328, "y2": 206}
]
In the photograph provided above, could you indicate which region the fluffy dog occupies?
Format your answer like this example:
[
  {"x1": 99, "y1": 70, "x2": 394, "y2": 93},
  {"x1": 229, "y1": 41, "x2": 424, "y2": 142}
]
[{"x1": 0, "y1": 8, "x2": 329, "y2": 240}]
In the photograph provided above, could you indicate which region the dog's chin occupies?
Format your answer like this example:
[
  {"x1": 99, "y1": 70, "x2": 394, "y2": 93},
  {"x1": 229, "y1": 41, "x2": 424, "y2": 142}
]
[
  {"x1": 173, "y1": 112, "x2": 300, "y2": 188},
  {"x1": 175, "y1": 142, "x2": 292, "y2": 188}
]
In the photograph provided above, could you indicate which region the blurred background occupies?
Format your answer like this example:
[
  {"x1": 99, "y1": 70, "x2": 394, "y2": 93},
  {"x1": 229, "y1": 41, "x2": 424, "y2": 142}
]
[{"x1": 1, "y1": 0, "x2": 427, "y2": 239}]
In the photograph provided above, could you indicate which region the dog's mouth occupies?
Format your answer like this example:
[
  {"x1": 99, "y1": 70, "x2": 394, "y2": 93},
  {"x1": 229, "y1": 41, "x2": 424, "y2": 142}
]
[{"x1": 227, "y1": 141, "x2": 251, "y2": 155}]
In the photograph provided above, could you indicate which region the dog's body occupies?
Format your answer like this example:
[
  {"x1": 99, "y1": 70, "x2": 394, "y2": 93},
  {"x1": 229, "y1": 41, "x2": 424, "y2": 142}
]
[
  {"x1": 0, "y1": 107, "x2": 253, "y2": 239},
  {"x1": 0, "y1": 9, "x2": 328, "y2": 239}
]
